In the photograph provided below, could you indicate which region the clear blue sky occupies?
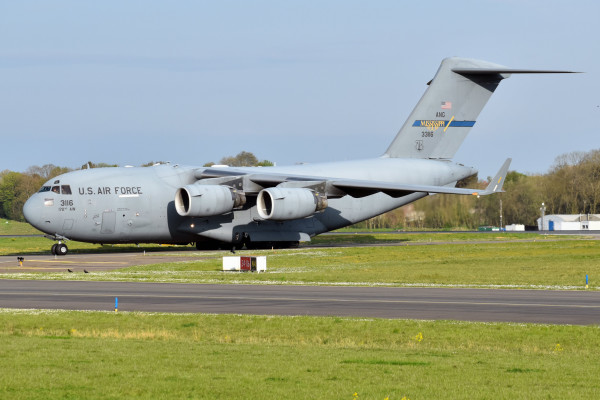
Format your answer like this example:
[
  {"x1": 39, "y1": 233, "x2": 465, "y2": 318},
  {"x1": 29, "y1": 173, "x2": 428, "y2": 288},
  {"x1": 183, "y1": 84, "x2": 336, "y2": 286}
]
[{"x1": 1, "y1": 1, "x2": 597, "y2": 177}]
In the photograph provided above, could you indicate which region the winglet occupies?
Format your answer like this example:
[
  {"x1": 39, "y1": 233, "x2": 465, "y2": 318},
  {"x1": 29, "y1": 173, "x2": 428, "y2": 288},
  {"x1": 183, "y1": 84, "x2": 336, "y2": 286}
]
[{"x1": 481, "y1": 158, "x2": 512, "y2": 195}]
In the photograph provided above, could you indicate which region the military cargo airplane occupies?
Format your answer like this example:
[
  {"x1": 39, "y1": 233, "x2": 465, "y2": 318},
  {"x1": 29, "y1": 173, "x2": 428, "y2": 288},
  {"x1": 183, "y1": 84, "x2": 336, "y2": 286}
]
[{"x1": 22, "y1": 57, "x2": 573, "y2": 255}]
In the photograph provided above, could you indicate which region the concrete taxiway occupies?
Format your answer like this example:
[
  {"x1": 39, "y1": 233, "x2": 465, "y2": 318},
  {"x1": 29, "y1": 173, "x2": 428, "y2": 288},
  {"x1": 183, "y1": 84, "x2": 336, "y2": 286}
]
[
  {"x1": 0, "y1": 251, "x2": 201, "y2": 273},
  {"x1": 0, "y1": 279, "x2": 598, "y2": 325}
]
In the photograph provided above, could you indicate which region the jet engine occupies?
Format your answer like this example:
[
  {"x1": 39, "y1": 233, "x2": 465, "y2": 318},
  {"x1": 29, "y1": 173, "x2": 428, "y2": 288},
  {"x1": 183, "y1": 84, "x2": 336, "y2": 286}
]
[
  {"x1": 175, "y1": 184, "x2": 246, "y2": 217},
  {"x1": 257, "y1": 187, "x2": 327, "y2": 220}
]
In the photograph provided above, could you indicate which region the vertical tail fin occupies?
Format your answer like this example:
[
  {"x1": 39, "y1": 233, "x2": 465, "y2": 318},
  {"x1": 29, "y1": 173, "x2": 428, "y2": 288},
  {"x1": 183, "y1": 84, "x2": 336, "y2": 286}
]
[{"x1": 383, "y1": 57, "x2": 575, "y2": 159}]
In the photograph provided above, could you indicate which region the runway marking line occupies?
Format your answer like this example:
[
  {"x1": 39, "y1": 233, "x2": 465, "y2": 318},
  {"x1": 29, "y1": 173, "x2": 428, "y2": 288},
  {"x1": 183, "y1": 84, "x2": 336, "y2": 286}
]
[
  {"x1": 0, "y1": 261, "x2": 128, "y2": 266},
  {"x1": 27, "y1": 260, "x2": 128, "y2": 265},
  {"x1": 1, "y1": 292, "x2": 598, "y2": 309},
  {"x1": 0, "y1": 267, "x2": 88, "y2": 271}
]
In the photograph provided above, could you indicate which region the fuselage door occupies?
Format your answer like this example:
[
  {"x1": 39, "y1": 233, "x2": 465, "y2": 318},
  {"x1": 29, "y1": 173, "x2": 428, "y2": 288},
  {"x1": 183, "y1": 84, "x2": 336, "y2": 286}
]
[
  {"x1": 101, "y1": 211, "x2": 116, "y2": 234},
  {"x1": 62, "y1": 219, "x2": 74, "y2": 231}
]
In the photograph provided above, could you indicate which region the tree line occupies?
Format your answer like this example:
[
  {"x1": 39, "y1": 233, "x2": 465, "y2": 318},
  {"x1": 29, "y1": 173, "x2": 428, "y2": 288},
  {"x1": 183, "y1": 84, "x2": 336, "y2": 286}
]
[{"x1": 2, "y1": 149, "x2": 599, "y2": 228}]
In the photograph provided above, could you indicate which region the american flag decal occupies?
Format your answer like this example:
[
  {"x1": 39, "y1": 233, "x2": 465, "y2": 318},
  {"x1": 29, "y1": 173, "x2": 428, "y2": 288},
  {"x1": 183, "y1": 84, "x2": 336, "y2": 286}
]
[{"x1": 441, "y1": 101, "x2": 452, "y2": 109}]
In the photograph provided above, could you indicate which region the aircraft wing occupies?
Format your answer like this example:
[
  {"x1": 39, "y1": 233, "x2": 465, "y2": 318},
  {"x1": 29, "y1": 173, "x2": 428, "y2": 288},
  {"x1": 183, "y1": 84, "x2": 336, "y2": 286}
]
[
  {"x1": 195, "y1": 158, "x2": 511, "y2": 199},
  {"x1": 329, "y1": 158, "x2": 510, "y2": 198}
]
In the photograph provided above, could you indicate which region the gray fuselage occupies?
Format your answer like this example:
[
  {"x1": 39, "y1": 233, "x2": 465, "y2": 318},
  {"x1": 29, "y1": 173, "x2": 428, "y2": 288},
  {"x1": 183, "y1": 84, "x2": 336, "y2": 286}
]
[{"x1": 23, "y1": 158, "x2": 476, "y2": 245}]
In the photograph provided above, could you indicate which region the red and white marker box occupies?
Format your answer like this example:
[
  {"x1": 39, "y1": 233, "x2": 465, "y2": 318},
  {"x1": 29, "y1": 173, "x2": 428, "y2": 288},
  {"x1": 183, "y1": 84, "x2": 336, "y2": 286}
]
[{"x1": 222, "y1": 256, "x2": 266, "y2": 272}]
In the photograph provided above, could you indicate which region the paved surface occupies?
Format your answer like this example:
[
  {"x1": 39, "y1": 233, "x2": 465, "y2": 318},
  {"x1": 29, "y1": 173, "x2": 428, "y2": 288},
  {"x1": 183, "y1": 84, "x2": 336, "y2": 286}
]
[
  {"x1": 2, "y1": 242, "x2": 599, "y2": 325},
  {"x1": 1, "y1": 280, "x2": 598, "y2": 325},
  {"x1": 0, "y1": 251, "x2": 203, "y2": 273}
]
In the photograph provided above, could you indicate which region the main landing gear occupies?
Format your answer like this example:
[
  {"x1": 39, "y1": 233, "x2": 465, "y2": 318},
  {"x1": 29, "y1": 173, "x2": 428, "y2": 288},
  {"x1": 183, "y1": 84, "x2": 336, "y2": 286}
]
[{"x1": 51, "y1": 242, "x2": 68, "y2": 256}]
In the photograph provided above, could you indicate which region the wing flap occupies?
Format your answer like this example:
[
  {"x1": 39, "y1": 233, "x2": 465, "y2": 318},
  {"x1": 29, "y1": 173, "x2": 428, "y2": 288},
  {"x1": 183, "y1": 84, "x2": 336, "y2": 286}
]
[{"x1": 332, "y1": 180, "x2": 484, "y2": 198}]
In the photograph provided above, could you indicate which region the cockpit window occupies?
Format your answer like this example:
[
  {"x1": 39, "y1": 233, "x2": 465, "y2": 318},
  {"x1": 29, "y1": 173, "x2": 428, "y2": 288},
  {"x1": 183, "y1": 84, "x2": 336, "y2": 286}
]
[{"x1": 41, "y1": 185, "x2": 72, "y2": 194}]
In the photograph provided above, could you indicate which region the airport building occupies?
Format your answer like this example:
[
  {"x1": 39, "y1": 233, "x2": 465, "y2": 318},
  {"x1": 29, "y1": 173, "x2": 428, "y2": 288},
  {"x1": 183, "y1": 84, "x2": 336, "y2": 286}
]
[
  {"x1": 537, "y1": 214, "x2": 600, "y2": 231},
  {"x1": 505, "y1": 224, "x2": 525, "y2": 231}
]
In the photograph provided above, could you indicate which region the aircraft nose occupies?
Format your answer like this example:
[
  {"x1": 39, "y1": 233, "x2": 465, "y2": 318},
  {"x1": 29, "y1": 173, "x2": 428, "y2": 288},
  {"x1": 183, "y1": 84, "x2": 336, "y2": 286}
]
[{"x1": 22, "y1": 195, "x2": 42, "y2": 227}]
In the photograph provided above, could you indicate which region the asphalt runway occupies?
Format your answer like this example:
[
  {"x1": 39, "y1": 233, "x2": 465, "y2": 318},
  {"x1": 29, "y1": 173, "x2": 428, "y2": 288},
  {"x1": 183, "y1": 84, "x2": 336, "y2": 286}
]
[{"x1": 1, "y1": 279, "x2": 598, "y2": 325}]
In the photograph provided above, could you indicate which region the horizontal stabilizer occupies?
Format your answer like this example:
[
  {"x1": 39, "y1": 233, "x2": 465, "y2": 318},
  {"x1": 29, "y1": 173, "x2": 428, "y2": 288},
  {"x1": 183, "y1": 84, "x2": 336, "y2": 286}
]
[{"x1": 453, "y1": 68, "x2": 578, "y2": 75}]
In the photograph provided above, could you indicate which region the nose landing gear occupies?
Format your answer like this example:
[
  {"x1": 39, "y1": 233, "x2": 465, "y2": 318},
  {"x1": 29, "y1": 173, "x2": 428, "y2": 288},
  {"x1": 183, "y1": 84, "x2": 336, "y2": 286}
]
[
  {"x1": 50, "y1": 242, "x2": 68, "y2": 256},
  {"x1": 45, "y1": 235, "x2": 70, "y2": 256}
]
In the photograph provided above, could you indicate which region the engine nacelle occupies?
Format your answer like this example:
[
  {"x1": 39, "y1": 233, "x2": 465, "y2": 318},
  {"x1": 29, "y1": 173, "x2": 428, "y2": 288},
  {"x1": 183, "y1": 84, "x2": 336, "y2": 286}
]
[
  {"x1": 175, "y1": 184, "x2": 246, "y2": 217},
  {"x1": 257, "y1": 187, "x2": 327, "y2": 221}
]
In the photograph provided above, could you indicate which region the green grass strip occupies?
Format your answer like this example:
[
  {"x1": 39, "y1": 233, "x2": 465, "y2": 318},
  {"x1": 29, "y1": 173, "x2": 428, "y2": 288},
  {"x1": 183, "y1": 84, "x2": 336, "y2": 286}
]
[
  {"x1": 3, "y1": 237, "x2": 599, "y2": 290},
  {"x1": 0, "y1": 310, "x2": 598, "y2": 399},
  {"x1": 0, "y1": 219, "x2": 42, "y2": 235}
]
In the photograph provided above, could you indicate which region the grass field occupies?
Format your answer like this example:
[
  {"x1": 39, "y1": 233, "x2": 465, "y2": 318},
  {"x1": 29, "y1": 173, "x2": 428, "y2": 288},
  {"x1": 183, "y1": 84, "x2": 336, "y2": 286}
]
[
  {"x1": 1, "y1": 310, "x2": 598, "y2": 399},
  {"x1": 2, "y1": 234, "x2": 598, "y2": 290},
  {"x1": 0, "y1": 218, "x2": 41, "y2": 235}
]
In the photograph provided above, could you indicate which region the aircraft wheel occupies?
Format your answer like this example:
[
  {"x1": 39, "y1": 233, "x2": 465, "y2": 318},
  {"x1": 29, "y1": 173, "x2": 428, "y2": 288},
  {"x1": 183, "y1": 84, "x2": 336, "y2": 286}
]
[
  {"x1": 56, "y1": 243, "x2": 68, "y2": 256},
  {"x1": 51, "y1": 244, "x2": 58, "y2": 255}
]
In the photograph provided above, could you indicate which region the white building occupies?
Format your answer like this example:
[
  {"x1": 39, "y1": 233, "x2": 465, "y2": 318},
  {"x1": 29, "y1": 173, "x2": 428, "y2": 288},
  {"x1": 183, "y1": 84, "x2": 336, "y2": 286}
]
[{"x1": 537, "y1": 214, "x2": 600, "y2": 231}]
